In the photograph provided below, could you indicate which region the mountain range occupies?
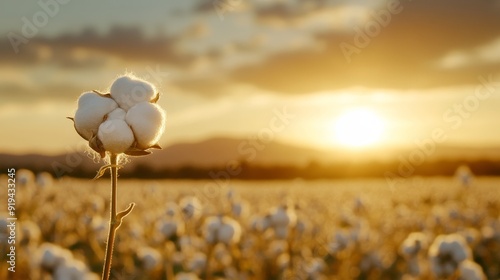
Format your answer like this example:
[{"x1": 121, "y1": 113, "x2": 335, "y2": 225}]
[{"x1": 1, "y1": 137, "x2": 500, "y2": 177}]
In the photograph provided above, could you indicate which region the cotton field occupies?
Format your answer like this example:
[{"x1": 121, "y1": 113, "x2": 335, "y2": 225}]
[{"x1": 1, "y1": 170, "x2": 499, "y2": 280}]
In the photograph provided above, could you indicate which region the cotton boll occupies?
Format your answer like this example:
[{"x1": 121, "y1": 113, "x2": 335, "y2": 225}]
[
  {"x1": 17, "y1": 169, "x2": 35, "y2": 186},
  {"x1": 400, "y1": 232, "x2": 427, "y2": 258},
  {"x1": 188, "y1": 252, "x2": 207, "y2": 273},
  {"x1": 180, "y1": 196, "x2": 202, "y2": 220},
  {"x1": 107, "y1": 108, "x2": 126, "y2": 120},
  {"x1": 74, "y1": 92, "x2": 118, "y2": 140},
  {"x1": 38, "y1": 243, "x2": 73, "y2": 271},
  {"x1": 329, "y1": 229, "x2": 351, "y2": 254},
  {"x1": 36, "y1": 172, "x2": 54, "y2": 188},
  {"x1": 203, "y1": 216, "x2": 242, "y2": 245},
  {"x1": 97, "y1": 119, "x2": 134, "y2": 153},
  {"x1": 137, "y1": 247, "x2": 162, "y2": 271},
  {"x1": 250, "y1": 215, "x2": 272, "y2": 232},
  {"x1": 53, "y1": 259, "x2": 89, "y2": 280},
  {"x1": 459, "y1": 260, "x2": 486, "y2": 280},
  {"x1": 295, "y1": 218, "x2": 310, "y2": 237},
  {"x1": 204, "y1": 216, "x2": 222, "y2": 244},
  {"x1": 126, "y1": 102, "x2": 166, "y2": 149},
  {"x1": 446, "y1": 239, "x2": 470, "y2": 263},
  {"x1": 231, "y1": 201, "x2": 249, "y2": 218},
  {"x1": 218, "y1": 217, "x2": 242, "y2": 245},
  {"x1": 429, "y1": 234, "x2": 471, "y2": 278},
  {"x1": 157, "y1": 219, "x2": 185, "y2": 240},
  {"x1": 110, "y1": 75, "x2": 156, "y2": 111},
  {"x1": 455, "y1": 165, "x2": 473, "y2": 187},
  {"x1": 270, "y1": 205, "x2": 297, "y2": 228}
]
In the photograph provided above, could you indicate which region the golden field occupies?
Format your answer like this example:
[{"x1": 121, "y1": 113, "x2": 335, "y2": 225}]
[{"x1": 1, "y1": 173, "x2": 499, "y2": 279}]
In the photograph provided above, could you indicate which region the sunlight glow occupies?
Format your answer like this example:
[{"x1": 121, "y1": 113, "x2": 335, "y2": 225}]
[{"x1": 334, "y1": 108, "x2": 385, "y2": 148}]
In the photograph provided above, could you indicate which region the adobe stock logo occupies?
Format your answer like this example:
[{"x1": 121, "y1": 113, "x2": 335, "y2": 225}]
[
  {"x1": 384, "y1": 74, "x2": 500, "y2": 191},
  {"x1": 339, "y1": 0, "x2": 405, "y2": 63},
  {"x1": 8, "y1": 0, "x2": 72, "y2": 54}
]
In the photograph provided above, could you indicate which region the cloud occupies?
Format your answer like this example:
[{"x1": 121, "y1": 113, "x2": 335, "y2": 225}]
[
  {"x1": 1, "y1": 27, "x2": 196, "y2": 67},
  {"x1": 436, "y1": 37, "x2": 500, "y2": 69},
  {"x1": 2, "y1": 0, "x2": 500, "y2": 99},
  {"x1": 0, "y1": 82, "x2": 84, "y2": 105},
  {"x1": 252, "y1": 0, "x2": 387, "y2": 30},
  {"x1": 171, "y1": 76, "x2": 232, "y2": 97},
  {"x1": 227, "y1": 0, "x2": 500, "y2": 93}
]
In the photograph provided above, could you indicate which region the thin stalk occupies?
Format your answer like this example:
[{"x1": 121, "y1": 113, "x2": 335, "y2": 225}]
[
  {"x1": 102, "y1": 154, "x2": 118, "y2": 280},
  {"x1": 165, "y1": 241, "x2": 175, "y2": 280},
  {"x1": 101, "y1": 154, "x2": 135, "y2": 280},
  {"x1": 205, "y1": 244, "x2": 215, "y2": 280}
]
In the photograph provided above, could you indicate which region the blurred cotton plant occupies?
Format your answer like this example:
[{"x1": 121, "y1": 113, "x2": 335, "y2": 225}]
[
  {"x1": 399, "y1": 232, "x2": 428, "y2": 277},
  {"x1": 68, "y1": 74, "x2": 166, "y2": 280},
  {"x1": 459, "y1": 260, "x2": 486, "y2": 280},
  {"x1": 455, "y1": 165, "x2": 474, "y2": 187},
  {"x1": 428, "y1": 234, "x2": 472, "y2": 278},
  {"x1": 37, "y1": 243, "x2": 99, "y2": 280},
  {"x1": 202, "y1": 215, "x2": 242, "y2": 279}
]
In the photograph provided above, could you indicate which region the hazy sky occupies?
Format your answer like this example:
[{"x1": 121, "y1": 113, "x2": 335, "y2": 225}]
[{"x1": 1, "y1": 0, "x2": 500, "y2": 155}]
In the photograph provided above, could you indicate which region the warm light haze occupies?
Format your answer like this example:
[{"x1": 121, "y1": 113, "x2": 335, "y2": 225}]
[{"x1": 1, "y1": 0, "x2": 499, "y2": 160}]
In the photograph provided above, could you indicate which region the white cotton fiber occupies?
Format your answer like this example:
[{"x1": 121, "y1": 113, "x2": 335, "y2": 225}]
[
  {"x1": 459, "y1": 260, "x2": 486, "y2": 280},
  {"x1": 270, "y1": 205, "x2": 297, "y2": 228},
  {"x1": 203, "y1": 216, "x2": 221, "y2": 244},
  {"x1": 38, "y1": 243, "x2": 72, "y2": 270},
  {"x1": 97, "y1": 119, "x2": 135, "y2": 153},
  {"x1": 203, "y1": 216, "x2": 241, "y2": 245},
  {"x1": 158, "y1": 219, "x2": 184, "y2": 240},
  {"x1": 74, "y1": 92, "x2": 118, "y2": 140},
  {"x1": 107, "y1": 108, "x2": 126, "y2": 120},
  {"x1": 71, "y1": 75, "x2": 167, "y2": 157},
  {"x1": 218, "y1": 217, "x2": 241, "y2": 245},
  {"x1": 180, "y1": 197, "x2": 202, "y2": 220},
  {"x1": 126, "y1": 102, "x2": 166, "y2": 149},
  {"x1": 53, "y1": 259, "x2": 88, "y2": 280},
  {"x1": 110, "y1": 75, "x2": 156, "y2": 111},
  {"x1": 137, "y1": 247, "x2": 161, "y2": 271},
  {"x1": 429, "y1": 234, "x2": 471, "y2": 278}
]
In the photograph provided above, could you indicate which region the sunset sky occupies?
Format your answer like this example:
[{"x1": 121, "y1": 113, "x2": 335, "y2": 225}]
[{"x1": 1, "y1": 0, "x2": 500, "y2": 156}]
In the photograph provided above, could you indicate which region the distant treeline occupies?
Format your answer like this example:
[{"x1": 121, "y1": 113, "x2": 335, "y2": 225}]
[{"x1": 3, "y1": 159, "x2": 500, "y2": 180}]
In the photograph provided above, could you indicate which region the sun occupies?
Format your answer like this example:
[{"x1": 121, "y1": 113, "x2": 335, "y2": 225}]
[{"x1": 334, "y1": 108, "x2": 385, "y2": 148}]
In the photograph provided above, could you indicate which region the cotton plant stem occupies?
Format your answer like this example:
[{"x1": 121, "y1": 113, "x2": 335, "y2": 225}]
[
  {"x1": 205, "y1": 244, "x2": 215, "y2": 280},
  {"x1": 102, "y1": 154, "x2": 135, "y2": 280},
  {"x1": 165, "y1": 241, "x2": 175, "y2": 280}
]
